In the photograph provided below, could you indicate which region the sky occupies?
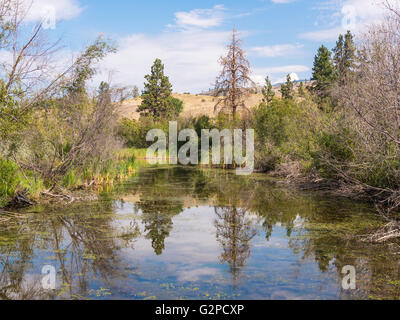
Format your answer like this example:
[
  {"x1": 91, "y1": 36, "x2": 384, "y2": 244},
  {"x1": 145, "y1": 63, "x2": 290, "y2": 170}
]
[{"x1": 23, "y1": 0, "x2": 392, "y2": 93}]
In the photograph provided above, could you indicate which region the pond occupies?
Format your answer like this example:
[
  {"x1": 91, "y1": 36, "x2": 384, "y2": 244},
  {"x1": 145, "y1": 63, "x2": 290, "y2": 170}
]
[{"x1": 0, "y1": 166, "x2": 399, "y2": 300}]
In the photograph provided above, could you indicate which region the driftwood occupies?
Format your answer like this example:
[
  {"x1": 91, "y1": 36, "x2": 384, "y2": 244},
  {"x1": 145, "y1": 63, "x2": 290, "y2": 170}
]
[
  {"x1": 361, "y1": 221, "x2": 400, "y2": 243},
  {"x1": 41, "y1": 190, "x2": 75, "y2": 204},
  {"x1": 6, "y1": 189, "x2": 34, "y2": 209}
]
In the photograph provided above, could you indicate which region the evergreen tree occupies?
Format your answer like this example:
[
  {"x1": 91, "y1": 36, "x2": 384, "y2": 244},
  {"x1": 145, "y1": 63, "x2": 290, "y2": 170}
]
[
  {"x1": 132, "y1": 85, "x2": 140, "y2": 98},
  {"x1": 343, "y1": 31, "x2": 356, "y2": 75},
  {"x1": 333, "y1": 34, "x2": 345, "y2": 77},
  {"x1": 298, "y1": 82, "x2": 306, "y2": 97},
  {"x1": 333, "y1": 31, "x2": 356, "y2": 84},
  {"x1": 262, "y1": 76, "x2": 275, "y2": 104},
  {"x1": 280, "y1": 74, "x2": 294, "y2": 100},
  {"x1": 138, "y1": 58, "x2": 173, "y2": 120},
  {"x1": 312, "y1": 45, "x2": 337, "y2": 97}
]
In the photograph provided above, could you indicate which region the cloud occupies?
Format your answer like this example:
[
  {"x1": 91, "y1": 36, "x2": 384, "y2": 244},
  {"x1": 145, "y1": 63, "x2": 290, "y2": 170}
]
[
  {"x1": 300, "y1": 0, "x2": 390, "y2": 41},
  {"x1": 273, "y1": 72, "x2": 299, "y2": 84},
  {"x1": 300, "y1": 26, "x2": 345, "y2": 41},
  {"x1": 173, "y1": 5, "x2": 226, "y2": 29},
  {"x1": 97, "y1": 30, "x2": 230, "y2": 93},
  {"x1": 21, "y1": 0, "x2": 83, "y2": 22},
  {"x1": 252, "y1": 65, "x2": 309, "y2": 85},
  {"x1": 249, "y1": 43, "x2": 303, "y2": 57}
]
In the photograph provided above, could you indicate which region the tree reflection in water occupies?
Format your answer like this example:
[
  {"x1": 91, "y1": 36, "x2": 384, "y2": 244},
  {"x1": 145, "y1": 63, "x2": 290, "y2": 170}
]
[
  {"x1": 0, "y1": 199, "x2": 140, "y2": 299},
  {"x1": 215, "y1": 206, "x2": 256, "y2": 283},
  {"x1": 1, "y1": 166, "x2": 400, "y2": 300}
]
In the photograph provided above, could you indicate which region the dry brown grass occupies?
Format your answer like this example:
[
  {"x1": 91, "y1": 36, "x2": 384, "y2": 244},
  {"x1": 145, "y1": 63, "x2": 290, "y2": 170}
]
[{"x1": 116, "y1": 93, "x2": 266, "y2": 120}]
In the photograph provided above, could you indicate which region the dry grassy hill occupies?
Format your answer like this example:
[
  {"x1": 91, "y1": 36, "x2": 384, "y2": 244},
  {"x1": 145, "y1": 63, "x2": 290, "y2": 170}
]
[
  {"x1": 117, "y1": 93, "x2": 266, "y2": 120},
  {"x1": 116, "y1": 81, "x2": 310, "y2": 120}
]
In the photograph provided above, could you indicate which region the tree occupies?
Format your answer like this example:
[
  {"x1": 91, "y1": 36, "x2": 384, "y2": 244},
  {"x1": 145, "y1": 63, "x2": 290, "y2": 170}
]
[
  {"x1": 168, "y1": 97, "x2": 183, "y2": 119},
  {"x1": 298, "y1": 82, "x2": 306, "y2": 97},
  {"x1": 214, "y1": 29, "x2": 256, "y2": 117},
  {"x1": 137, "y1": 58, "x2": 173, "y2": 120},
  {"x1": 132, "y1": 86, "x2": 140, "y2": 98},
  {"x1": 312, "y1": 45, "x2": 337, "y2": 97},
  {"x1": 262, "y1": 76, "x2": 275, "y2": 104},
  {"x1": 280, "y1": 74, "x2": 294, "y2": 100},
  {"x1": 333, "y1": 31, "x2": 356, "y2": 84}
]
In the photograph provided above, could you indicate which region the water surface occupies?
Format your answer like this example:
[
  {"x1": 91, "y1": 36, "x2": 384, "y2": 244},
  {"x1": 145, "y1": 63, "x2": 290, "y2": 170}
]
[{"x1": 1, "y1": 166, "x2": 399, "y2": 300}]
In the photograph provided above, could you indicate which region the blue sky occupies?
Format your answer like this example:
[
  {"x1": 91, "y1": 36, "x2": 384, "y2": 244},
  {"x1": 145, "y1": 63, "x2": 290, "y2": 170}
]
[{"x1": 31, "y1": 0, "x2": 388, "y2": 92}]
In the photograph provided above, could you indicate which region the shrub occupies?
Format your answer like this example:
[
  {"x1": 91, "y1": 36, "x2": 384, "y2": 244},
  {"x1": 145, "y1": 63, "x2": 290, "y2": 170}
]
[{"x1": 0, "y1": 158, "x2": 19, "y2": 207}]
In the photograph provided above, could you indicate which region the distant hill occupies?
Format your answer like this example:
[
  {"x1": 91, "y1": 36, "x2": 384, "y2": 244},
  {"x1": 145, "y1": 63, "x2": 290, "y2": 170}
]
[
  {"x1": 117, "y1": 80, "x2": 312, "y2": 120},
  {"x1": 117, "y1": 93, "x2": 265, "y2": 120}
]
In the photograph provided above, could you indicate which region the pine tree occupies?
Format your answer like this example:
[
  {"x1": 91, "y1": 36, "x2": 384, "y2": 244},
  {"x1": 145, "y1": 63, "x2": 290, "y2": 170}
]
[
  {"x1": 262, "y1": 76, "x2": 275, "y2": 104},
  {"x1": 312, "y1": 45, "x2": 337, "y2": 97},
  {"x1": 132, "y1": 85, "x2": 140, "y2": 98},
  {"x1": 280, "y1": 74, "x2": 294, "y2": 100},
  {"x1": 343, "y1": 31, "x2": 356, "y2": 75},
  {"x1": 333, "y1": 34, "x2": 345, "y2": 77},
  {"x1": 298, "y1": 82, "x2": 306, "y2": 97},
  {"x1": 138, "y1": 58, "x2": 173, "y2": 120},
  {"x1": 333, "y1": 31, "x2": 356, "y2": 84}
]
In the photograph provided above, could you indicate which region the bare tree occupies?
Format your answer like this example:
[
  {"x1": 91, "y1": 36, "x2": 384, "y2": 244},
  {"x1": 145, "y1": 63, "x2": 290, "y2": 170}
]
[
  {"x1": 214, "y1": 29, "x2": 256, "y2": 117},
  {"x1": 0, "y1": 1, "x2": 122, "y2": 190},
  {"x1": 325, "y1": 2, "x2": 400, "y2": 217}
]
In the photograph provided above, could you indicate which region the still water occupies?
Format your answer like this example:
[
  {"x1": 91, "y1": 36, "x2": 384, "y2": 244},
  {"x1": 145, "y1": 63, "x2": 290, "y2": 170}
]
[{"x1": 0, "y1": 166, "x2": 399, "y2": 300}]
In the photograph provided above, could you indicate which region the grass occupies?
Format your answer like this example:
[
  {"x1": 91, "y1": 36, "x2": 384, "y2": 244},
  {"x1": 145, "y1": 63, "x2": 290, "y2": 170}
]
[{"x1": 0, "y1": 148, "x2": 148, "y2": 208}]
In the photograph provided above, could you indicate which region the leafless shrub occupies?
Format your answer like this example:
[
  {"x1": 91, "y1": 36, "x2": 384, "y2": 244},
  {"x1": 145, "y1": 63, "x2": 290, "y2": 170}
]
[{"x1": 327, "y1": 3, "x2": 400, "y2": 213}]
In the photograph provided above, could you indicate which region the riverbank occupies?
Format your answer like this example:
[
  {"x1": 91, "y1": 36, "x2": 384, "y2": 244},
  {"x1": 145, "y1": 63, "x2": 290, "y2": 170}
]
[{"x1": 0, "y1": 148, "x2": 148, "y2": 209}]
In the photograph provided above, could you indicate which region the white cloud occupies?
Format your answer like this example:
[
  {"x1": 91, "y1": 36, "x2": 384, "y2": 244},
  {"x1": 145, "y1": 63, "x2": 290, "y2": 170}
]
[
  {"x1": 21, "y1": 0, "x2": 83, "y2": 22},
  {"x1": 249, "y1": 43, "x2": 303, "y2": 57},
  {"x1": 173, "y1": 5, "x2": 226, "y2": 29},
  {"x1": 97, "y1": 30, "x2": 230, "y2": 93},
  {"x1": 273, "y1": 72, "x2": 299, "y2": 84},
  {"x1": 300, "y1": 26, "x2": 345, "y2": 41},
  {"x1": 252, "y1": 66, "x2": 309, "y2": 85},
  {"x1": 300, "y1": 0, "x2": 391, "y2": 41}
]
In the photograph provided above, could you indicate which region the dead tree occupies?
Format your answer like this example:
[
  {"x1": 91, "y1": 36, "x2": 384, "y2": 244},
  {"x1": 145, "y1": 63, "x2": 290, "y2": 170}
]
[{"x1": 214, "y1": 30, "x2": 256, "y2": 117}]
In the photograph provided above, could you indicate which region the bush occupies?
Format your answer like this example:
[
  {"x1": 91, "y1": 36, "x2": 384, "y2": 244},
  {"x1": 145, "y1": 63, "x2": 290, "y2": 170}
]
[
  {"x1": 118, "y1": 117, "x2": 170, "y2": 149},
  {"x1": 251, "y1": 98, "x2": 321, "y2": 171},
  {"x1": 0, "y1": 158, "x2": 19, "y2": 207}
]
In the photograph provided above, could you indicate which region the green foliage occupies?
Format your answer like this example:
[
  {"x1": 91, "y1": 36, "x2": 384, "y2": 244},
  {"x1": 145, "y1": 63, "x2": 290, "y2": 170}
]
[
  {"x1": 168, "y1": 97, "x2": 184, "y2": 119},
  {"x1": 312, "y1": 45, "x2": 337, "y2": 97},
  {"x1": 251, "y1": 97, "x2": 321, "y2": 171},
  {"x1": 280, "y1": 74, "x2": 294, "y2": 100},
  {"x1": 333, "y1": 31, "x2": 356, "y2": 83},
  {"x1": 192, "y1": 115, "x2": 213, "y2": 136},
  {"x1": 138, "y1": 59, "x2": 174, "y2": 120},
  {"x1": 132, "y1": 86, "x2": 140, "y2": 98},
  {"x1": 118, "y1": 117, "x2": 170, "y2": 149},
  {"x1": 66, "y1": 36, "x2": 116, "y2": 95},
  {"x1": 0, "y1": 158, "x2": 19, "y2": 207},
  {"x1": 262, "y1": 76, "x2": 275, "y2": 104},
  {"x1": 298, "y1": 82, "x2": 306, "y2": 97}
]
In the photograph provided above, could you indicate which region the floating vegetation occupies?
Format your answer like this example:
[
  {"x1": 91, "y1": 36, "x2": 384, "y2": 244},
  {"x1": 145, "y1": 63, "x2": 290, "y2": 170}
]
[{"x1": 0, "y1": 166, "x2": 398, "y2": 300}]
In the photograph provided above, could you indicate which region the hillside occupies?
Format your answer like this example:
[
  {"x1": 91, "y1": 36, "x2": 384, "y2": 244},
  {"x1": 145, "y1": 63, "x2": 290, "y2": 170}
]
[
  {"x1": 117, "y1": 82, "x2": 310, "y2": 120},
  {"x1": 117, "y1": 93, "x2": 265, "y2": 120}
]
